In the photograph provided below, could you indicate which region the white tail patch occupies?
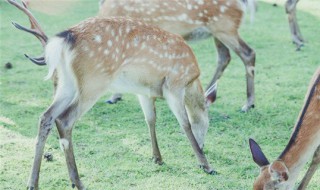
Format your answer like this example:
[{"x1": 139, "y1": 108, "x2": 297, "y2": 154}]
[
  {"x1": 59, "y1": 138, "x2": 69, "y2": 151},
  {"x1": 44, "y1": 37, "x2": 74, "y2": 80}
]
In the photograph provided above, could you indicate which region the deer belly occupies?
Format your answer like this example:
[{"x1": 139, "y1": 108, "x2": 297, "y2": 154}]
[{"x1": 109, "y1": 70, "x2": 164, "y2": 97}]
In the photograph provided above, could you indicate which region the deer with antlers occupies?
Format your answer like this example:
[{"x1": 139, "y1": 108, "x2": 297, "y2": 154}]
[
  {"x1": 7, "y1": 0, "x2": 216, "y2": 189},
  {"x1": 249, "y1": 67, "x2": 320, "y2": 190},
  {"x1": 98, "y1": 0, "x2": 256, "y2": 112}
]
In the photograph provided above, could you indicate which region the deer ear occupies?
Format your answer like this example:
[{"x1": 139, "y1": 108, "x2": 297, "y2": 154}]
[{"x1": 249, "y1": 138, "x2": 270, "y2": 167}]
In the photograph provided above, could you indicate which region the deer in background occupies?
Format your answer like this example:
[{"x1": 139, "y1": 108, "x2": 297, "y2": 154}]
[
  {"x1": 99, "y1": 0, "x2": 256, "y2": 112},
  {"x1": 7, "y1": 0, "x2": 216, "y2": 189},
  {"x1": 249, "y1": 67, "x2": 320, "y2": 190}
]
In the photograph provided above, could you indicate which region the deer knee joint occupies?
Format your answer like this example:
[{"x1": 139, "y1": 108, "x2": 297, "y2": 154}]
[
  {"x1": 59, "y1": 138, "x2": 70, "y2": 151},
  {"x1": 246, "y1": 66, "x2": 255, "y2": 77}
]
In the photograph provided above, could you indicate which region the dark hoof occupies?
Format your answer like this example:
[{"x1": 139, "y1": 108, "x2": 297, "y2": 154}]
[
  {"x1": 106, "y1": 100, "x2": 115, "y2": 104},
  {"x1": 241, "y1": 104, "x2": 255, "y2": 112},
  {"x1": 105, "y1": 97, "x2": 122, "y2": 104},
  {"x1": 153, "y1": 157, "x2": 164, "y2": 165},
  {"x1": 207, "y1": 170, "x2": 218, "y2": 175},
  {"x1": 27, "y1": 187, "x2": 35, "y2": 190},
  {"x1": 72, "y1": 184, "x2": 76, "y2": 188},
  {"x1": 199, "y1": 165, "x2": 218, "y2": 175}
]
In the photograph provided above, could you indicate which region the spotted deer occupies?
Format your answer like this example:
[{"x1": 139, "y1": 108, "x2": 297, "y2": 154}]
[
  {"x1": 7, "y1": 0, "x2": 216, "y2": 189},
  {"x1": 98, "y1": 0, "x2": 256, "y2": 112},
  {"x1": 249, "y1": 67, "x2": 320, "y2": 190},
  {"x1": 285, "y1": 0, "x2": 304, "y2": 50}
]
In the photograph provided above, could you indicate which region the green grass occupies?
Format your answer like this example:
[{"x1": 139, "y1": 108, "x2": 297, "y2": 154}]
[{"x1": 0, "y1": 0, "x2": 319, "y2": 189}]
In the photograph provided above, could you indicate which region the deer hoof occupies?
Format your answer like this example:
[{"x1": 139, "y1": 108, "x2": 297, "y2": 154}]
[
  {"x1": 241, "y1": 104, "x2": 255, "y2": 112},
  {"x1": 153, "y1": 157, "x2": 163, "y2": 165},
  {"x1": 105, "y1": 97, "x2": 122, "y2": 104},
  {"x1": 27, "y1": 187, "x2": 35, "y2": 190},
  {"x1": 199, "y1": 165, "x2": 217, "y2": 175}
]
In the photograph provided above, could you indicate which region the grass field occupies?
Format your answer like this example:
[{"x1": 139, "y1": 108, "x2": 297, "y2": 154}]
[{"x1": 0, "y1": 0, "x2": 319, "y2": 189}]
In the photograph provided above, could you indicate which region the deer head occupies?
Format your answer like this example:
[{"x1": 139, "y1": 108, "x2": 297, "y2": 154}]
[{"x1": 249, "y1": 139, "x2": 290, "y2": 190}]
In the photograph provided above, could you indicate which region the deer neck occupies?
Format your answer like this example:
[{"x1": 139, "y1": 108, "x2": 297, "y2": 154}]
[{"x1": 278, "y1": 74, "x2": 320, "y2": 183}]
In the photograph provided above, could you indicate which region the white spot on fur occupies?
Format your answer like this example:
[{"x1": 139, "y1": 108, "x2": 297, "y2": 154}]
[
  {"x1": 197, "y1": 0, "x2": 204, "y2": 5},
  {"x1": 220, "y1": 5, "x2": 227, "y2": 13},
  {"x1": 107, "y1": 40, "x2": 113, "y2": 47},
  {"x1": 94, "y1": 35, "x2": 102, "y2": 43},
  {"x1": 104, "y1": 49, "x2": 110, "y2": 55},
  {"x1": 59, "y1": 138, "x2": 69, "y2": 151}
]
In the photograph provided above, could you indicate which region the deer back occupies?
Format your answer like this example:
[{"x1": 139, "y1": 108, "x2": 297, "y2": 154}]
[
  {"x1": 45, "y1": 17, "x2": 202, "y2": 98},
  {"x1": 98, "y1": 0, "x2": 245, "y2": 37}
]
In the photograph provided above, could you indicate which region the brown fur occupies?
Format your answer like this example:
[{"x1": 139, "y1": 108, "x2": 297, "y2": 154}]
[
  {"x1": 99, "y1": 0, "x2": 256, "y2": 111},
  {"x1": 250, "y1": 68, "x2": 320, "y2": 190}
]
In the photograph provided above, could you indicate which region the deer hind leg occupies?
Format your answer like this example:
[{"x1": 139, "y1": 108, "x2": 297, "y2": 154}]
[
  {"x1": 286, "y1": 0, "x2": 304, "y2": 50},
  {"x1": 205, "y1": 37, "x2": 231, "y2": 105},
  {"x1": 54, "y1": 91, "x2": 104, "y2": 190},
  {"x1": 215, "y1": 32, "x2": 256, "y2": 112},
  {"x1": 27, "y1": 93, "x2": 76, "y2": 190},
  {"x1": 55, "y1": 101, "x2": 85, "y2": 190},
  {"x1": 138, "y1": 95, "x2": 163, "y2": 165},
  {"x1": 163, "y1": 85, "x2": 214, "y2": 174},
  {"x1": 297, "y1": 145, "x2": 320, "y2": 190}
]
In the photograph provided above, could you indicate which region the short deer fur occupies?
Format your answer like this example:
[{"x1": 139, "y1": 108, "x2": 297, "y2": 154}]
[
  {"x1": 7, "y1": 0, "x2": 215, "y2": 189},
  {"x1": 249, "y1": 67, "x2": 320, "y2": 190},
  {"x1": 285, "y1": 0, "x2": 304, "y2": 50},
  {"x1": 98, "y1": 0, "x2": 256, "y2": 112}
]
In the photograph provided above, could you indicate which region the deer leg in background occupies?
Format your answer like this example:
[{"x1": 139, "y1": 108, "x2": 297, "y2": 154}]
[
  {"x1": 205, "y1": 37, "x2": 231, "y2": 105},
  {"x1": 138, "y1": 95, "x2": 163, "y2": 165},
  {"x1": 297, "y1": 146, "x2": 320, "y2": 190},
  {"x1": 213, "y1": 32, "x2": 255, "y2": 112},
  {"x1": 286, "y1": 0, "x2": 304, "y2": 50},
  {"x1": 105, "y1": 93, "x2": 122, "y2": 104}
]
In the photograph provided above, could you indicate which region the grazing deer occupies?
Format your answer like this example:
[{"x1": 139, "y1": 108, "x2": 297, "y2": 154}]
[
  {"x1": 98, "y1": 0, "x2": 256, "y2": 112},
  {"x1": 285, "y1": 0, "x2": 304, "y2": 50},
  {"x1": 7, "y1": 0, "x2": 216, "y2": 189},
  {"x1": 249, "y1": 67, "x2": 320, "y2": 190}
]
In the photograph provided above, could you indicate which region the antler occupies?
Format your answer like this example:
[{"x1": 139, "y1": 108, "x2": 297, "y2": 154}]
[{"x1": 7, "y1": 0, "x2": 47, "y2": 65}]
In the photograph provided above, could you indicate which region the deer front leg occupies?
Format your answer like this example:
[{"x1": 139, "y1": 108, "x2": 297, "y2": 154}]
[
  {"x1": 236, "y1": 38, "x2": 256, "y2": 112},
  {"x1": 286, "y1": 0, "x2": 304, "y2": 50},
  {"x1": 297, "y1": 146, "x2": 320, "y2": 190},
  {"x1": 138, "y1": 95, "x2": 163, "y2": 165},
  {"x1": 213, "y1": 32, "x2": 256, "y2": 112},
  {"x1": 205, "y1": 38, "x2": 231, "y2": 105}
]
